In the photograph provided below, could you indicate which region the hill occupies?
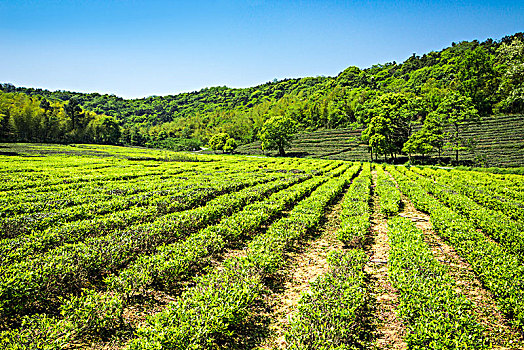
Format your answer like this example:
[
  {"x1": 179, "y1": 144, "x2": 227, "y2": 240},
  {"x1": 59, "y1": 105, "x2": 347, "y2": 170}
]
[{"x1": 1, "y1": 32, "x2": 523, "y2": 166}]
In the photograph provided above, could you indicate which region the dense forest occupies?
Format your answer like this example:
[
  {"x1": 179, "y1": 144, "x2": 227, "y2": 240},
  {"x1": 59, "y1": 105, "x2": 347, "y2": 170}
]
[{"x1": 1, "y1": 33, "x2": 522, "y2": 161}]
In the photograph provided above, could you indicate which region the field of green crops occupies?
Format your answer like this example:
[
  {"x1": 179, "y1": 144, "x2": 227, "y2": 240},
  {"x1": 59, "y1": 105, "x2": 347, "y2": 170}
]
[{"x1": 1, "y1": 143, "x2": 524, "y2": 349}]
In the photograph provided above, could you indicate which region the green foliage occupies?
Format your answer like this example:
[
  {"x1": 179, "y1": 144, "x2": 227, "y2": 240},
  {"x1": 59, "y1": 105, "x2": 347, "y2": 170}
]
[
  {"x1": 87, "y1": 115, "x2": 121, "y2": 144},
  {"x1": 375, "y1": 166, "x2": 401, "y2": 216},
  {"x1": 223, "y1": 137, "x2": 237, "y2": 153},
  {"x1": 2, "y1": 145, "x2": 524, "y2": 348},
  {"x1": 391, "y1": 165, "x2": 524, "y2": 330},
  {"x1": 208, "y1": 132, "x2": 229, "y2": 152},
  {"x1": 403, "y1": 111, "x2": 444, "y2": 158},
  {"x1": 455, "y1": 45, "x2": 497, "y2": 116},
  {"x1": 496, "y1": 37, "x2": 524, "y2": 113},
  {"x1": 360, "y1": 92, "x2": 423, "y2": 161},
  {"x1": 0, "y1": 91, "x2": 120, "y2": 144},
  {"x1": 59, "y1": 289, "x2": 124, "y2": 337},
  {"x1": 126, "y1": 164, "x2": 359, "y2": 349},
  {"x1": 336, "y1": 164, "x2": 371, "y2": 245},
  {"x1": 388, "y1": 217, "x2": 488, "y2": 348},
  {"x1": 1, "y1": 32, "x2": 523, "y2": 159},
  {"x1": 260, "y1": 115, "x2": 297, "y2": 156},
  {"x1": 286, "y1": 250, "x2": 370, "y2": 350},
  {"x1": 0, "y1": 314, "x2": 73, "y2": 350},
  {"x1": 435, "y1": 91, "x2": 480, "y2": 162},
  {"x1": 147, "y1": 137, "x2": 202, "y2": 151}
]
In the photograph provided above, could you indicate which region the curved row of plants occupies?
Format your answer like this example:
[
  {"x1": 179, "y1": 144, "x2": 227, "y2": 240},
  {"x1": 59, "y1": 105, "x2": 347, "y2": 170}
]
[
  {"x1": 1, "y1": 171, "x2": 273, "y2": 239},
  {"x1": 0, "y1": 172, "x2": 289, "y2": 266},
  {"x1": 0, "y1": 172, "x2": 173, "y2": 217},
  {"x1": 387, "y1": 216, "x2": 488, "y2": 348},
  {"x1": 125, "y1": 165, "x2": 359, "y2": 349},
  {"x1": 449, "y1": 169, "x2": 524, "y2": 202},
  {"x1": 0, "y1": 165, "x2": 348, "y2": 347},
  {"x1": 0, "y1": 159, "x2": 250, "y2": 215},
  {"x1": 336, "y1": 163, "x2": 372, "y2": 246},
  {"x1": 389, "y1": 166, "x2": 524, "y2": 330},
  {"x1": 375, "y1": 165, "x2": 401, "y2": 217},
  {"x1": 412, "y1": 167, "x2": 524, "y2": 222},
  {"x1": 286, "y1": 163, "x2": 372, "y2": 349},
  {"x1": 0, "y1": 170, "x2": 324, "y2": 319},
  {"x1": 395, "y1": 166, "x2": 524, "y2": 260},
  {"x1": 0, "y1": 167, "x2": 166, "y2": 192},
  {"x1": 106, "y1": 170, "x2": 334, "y2": 297}
]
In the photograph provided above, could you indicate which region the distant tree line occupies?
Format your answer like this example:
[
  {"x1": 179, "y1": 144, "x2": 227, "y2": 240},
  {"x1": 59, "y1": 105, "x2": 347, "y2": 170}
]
[
  {"x1": 0, "y1": 93, "x2": 120, "y2": 145},
  {"x1": 1, "y1": 33, "x2": 522, "y2": 161}
]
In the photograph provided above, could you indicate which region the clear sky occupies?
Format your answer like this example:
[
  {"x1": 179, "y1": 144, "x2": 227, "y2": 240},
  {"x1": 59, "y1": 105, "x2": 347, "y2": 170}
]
[{"x1": 0, "y1": 0, "x2": 522, "y2": 98}]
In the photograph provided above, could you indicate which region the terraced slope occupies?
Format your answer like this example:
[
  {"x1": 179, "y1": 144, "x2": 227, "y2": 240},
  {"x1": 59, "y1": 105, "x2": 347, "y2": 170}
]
[
  {"x1": 237, "y1": 127, "x2": 370, "y2": 161},
  {"x1": 236, "y1": 114, "x2": 524, "y2": 167}
]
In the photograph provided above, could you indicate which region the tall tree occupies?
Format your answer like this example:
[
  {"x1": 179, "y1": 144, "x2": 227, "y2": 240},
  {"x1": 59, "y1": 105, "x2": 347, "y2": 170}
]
[
  {"x1": 360, "y1": 93, "x2": 422, "y2": 161},
  {"x1": 223, "y1": 137, "x2": 237, "y2": 153},
  {"x1": 455, "y1": 46, "x2": 497, "y2": 116},
  {"x1": 208, "y1": 132, "x2": 229, "y2": 153},
  {"x1": 87, "y1": 115, "x2": 121, "y2": 144},
  {"x1": 260, "y1": 115, "x2": 297, "y2": 156},
  {"x1": 39, "y1": 98, "x2": 53, "y2": 142},
  {"x1": 64, "y1": 97, "x2": 82, "y2": 129},
  {"x1": 403, "y1": 111, "x2": 444, "y2": 160},
  {"x1": 435, "y1": 92, "x2": 479, "y2": 163},
  {"x1": 496, "y1": 37, "x2": 524, "y2": 113}
]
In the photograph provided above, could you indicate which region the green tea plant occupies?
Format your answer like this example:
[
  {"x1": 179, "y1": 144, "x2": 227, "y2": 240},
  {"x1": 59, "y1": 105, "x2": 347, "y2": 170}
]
[{"x1": 388, "y1": 217, "x2": 488, "y2": 349}]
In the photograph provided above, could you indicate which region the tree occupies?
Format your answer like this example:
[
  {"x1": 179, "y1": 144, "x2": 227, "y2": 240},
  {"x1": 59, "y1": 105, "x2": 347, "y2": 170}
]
[
  {"x1": 496, "y1": 37, "x2": 524, "y2": 113},
  {"x1": 402, "y1": 128, "x2": 434, "y2": 160},
  {"x1": 39, "y1": 98, "x2": 54, "y2": 142},
  {"x1": 455, "y1": 46, "x2": 497, "y2": 116},
  {"x1": 87, "y1": 115, "x2": 121, "y2": 144},
  {"x1": 223, "y1": 137, "x2": 237, "y2": 153},
  {"x1": 436, "y1": 92, "x2": 479, "y2": 163},
  {"x1": 64, "y1": 97, "x2": 82, "y2": 129},
  {"x1": 403, "y1": 113, "x2": 444, "y2": 161},
  {"x1": 208, "y1": 132, "x2": 229, "y2": 153},
  {"x1": 362, "y1": 114, "x2": 392, "y2": 161},
  {"x1": 260, "y1": 115, "x2": 297, "y2": 156},
  {"x1": 360, "y1": 93, "x2": 423, "y2": 161},
  {"x1": 0, "y1": 93, "x2": 12, "y2": 141}
]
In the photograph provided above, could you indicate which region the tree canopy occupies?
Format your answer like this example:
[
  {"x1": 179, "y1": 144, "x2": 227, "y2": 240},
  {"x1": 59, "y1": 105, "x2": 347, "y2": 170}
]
[{"x1": 260, "y1": 115, "x2": 297, "y2": 156}]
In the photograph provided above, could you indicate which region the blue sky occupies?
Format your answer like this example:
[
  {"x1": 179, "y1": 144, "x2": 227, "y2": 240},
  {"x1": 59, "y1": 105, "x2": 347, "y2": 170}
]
[{"x1": 0, "y1": 0, "x2": 522, "y2": 98}]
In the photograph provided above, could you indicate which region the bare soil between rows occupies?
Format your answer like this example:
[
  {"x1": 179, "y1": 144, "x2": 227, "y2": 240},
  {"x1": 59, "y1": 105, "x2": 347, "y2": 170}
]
[
  {"x1": 389, "y1": 170, "x2": 524, "y2": 349},
  {"x1": 365, "y1": 170, "x2": 407, "y2": 350},
  {"x1": 256, "y1": 193, "x2": 346, "y2": 349}
]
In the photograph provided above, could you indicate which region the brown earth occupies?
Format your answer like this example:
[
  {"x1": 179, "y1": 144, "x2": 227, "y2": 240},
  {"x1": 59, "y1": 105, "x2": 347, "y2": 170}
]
[
  {"x1": 365, "y1": 170, "x2": 407, "y2": 350},
  {"x1": 388, "y1": 170, "x2": 524, "y2": 349},
  {"x1": 256, "y1": 198, "x2": 346, "y2": 349}
]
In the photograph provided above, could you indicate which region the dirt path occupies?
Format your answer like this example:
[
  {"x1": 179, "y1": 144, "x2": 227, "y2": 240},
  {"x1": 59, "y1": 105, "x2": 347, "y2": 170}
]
[
  {"x1": 365, "y1": 170, "x2": 407, "y2": 350},
  {"x1": 256, "y1": 198, "x2": 346, "y2": 349},
  {"x1": 392, "y1": 171, "x2": 524, "y2": 349}
]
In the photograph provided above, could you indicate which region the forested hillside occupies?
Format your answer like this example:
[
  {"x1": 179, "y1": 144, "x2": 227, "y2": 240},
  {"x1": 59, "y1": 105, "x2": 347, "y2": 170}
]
[{"x1": 1, "y1": 32, "x2": 523, "y2": 164}]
